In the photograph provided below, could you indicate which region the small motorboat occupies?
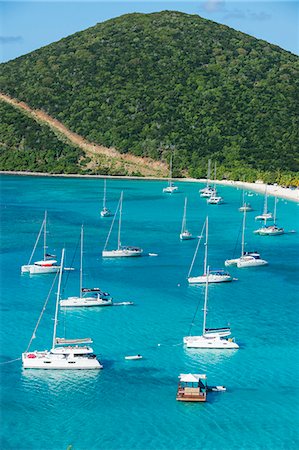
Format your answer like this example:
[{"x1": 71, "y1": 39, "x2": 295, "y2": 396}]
[
  {"x1": 124, "y1": 354, "x2": 143, "y2": 360},
  {"x1": 208, "y1": 385, "x2": 227, "y2": 392}
]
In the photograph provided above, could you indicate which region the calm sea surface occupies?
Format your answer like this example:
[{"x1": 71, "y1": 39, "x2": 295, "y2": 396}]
[{"x1": 1, "y1": 175, "x2": 298, "y2": 450}]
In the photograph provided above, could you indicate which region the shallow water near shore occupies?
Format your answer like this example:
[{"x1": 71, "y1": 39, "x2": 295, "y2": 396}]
[{"x1": 1, "y1": 175, "x2": 299, "y2": 450}]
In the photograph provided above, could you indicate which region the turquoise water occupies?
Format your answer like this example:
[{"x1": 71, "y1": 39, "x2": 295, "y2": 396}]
[{"x1": 1, "y1": 175, "x2": 299, "y2": 450}]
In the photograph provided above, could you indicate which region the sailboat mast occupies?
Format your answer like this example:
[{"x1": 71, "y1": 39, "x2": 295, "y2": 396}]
[
  {"x1": 263, "y1": 187, "x2": 268, "y2": 214},
  {"x1": 117, "y1": 191, "x2": 123, "y2": 250},
  {"x1": 202, "y1": 266, "x2": 209, "y2": 335},
  {"x1": 213, "y1": 162, "x2": 217, "y2": 190},
  {"x1": 207, "y1": 159, "x2": 211, "y2": 187},
  {"x1": 79, "y1": 225, "x2": 83, "y2": 298},
  {"x1": 103, "y1": 179, "x2": 107, "y2": 209},
  {"x1": 169, "y1": 153, "x2": 173, "y2": 186},
  {"x1": 241, "y1": 208, "x2": 246, "y2": 256},
  {"x1": 181, "y1": 197, "x2": 187, "y2": 234},
  {"x1": 52, "y1": 248, "x2": 65, "y2": 349},
  {"x1": 203, "y1": 217, "x2": 209, "y2": 275},
  {"x1": 273, "y1": 197, "x2": 277, "y2": 224},
  {"x1": 43, "y1": 210, "x2": 47, "y2": 260}
]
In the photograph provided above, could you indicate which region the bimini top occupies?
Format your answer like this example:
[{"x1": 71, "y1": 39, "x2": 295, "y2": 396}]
[{"x1": 179, "y1": 373, "x2": 207, "y2": 383}]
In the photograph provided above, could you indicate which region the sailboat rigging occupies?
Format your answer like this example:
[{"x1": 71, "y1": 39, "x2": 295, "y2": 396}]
[
  {"x1": 22, "y1": 249, "x2": 103, "y2": 369},
  {"x1": 60, "y1": 226, "x2": 113, "y2": 307},
  {"x1": 21, "y1": 211, "x2": 61, "y2": 274},
  {"x1": 102, "y1": 192, "x2": 143, "y2": 257},
  {"x1": 163, "y1": 153, "x2": 178, "y2": 193},
  {"x1": 225, "y1": 208, "x2": 268, "y2": 267},
  {"x1": 254, "y1": 197, "x2": 284, "y2": 236},
  {"x1": 255, "y1": 187, "x2": 273, "y2": 221},
  {"x1": 199, "y1": 159, "x2": 215, "y2": 198},
  {"x1": 180, "y1": 197, "x2": 193, "y2": 240},
  {"x1": 188, "y1": 217, "x2": 233, "y2": 284},
  {"x1": 184, "y1": 267, "x2": 239, "y2": 349},
  {"x1": 100, "y1": 179, "x2": 113, "y2": 217},
  {"x1": 207, "y1": 162, "x2": 223, "y2": 205}
]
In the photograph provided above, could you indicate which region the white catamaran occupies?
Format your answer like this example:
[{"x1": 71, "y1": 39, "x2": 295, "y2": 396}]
[
  {"x1": 225, "y1": 208, "x2": 268, "y2": 268},
  {"x1": 207, "y1": 162, "x2": 223, "y2": 205},
  {"x1": 163, "y1": 153, "x2": 178, "y2": 193},
  {"x1": 21, "y1": 211, "x2": 61, "y2": 274},
  {"x1": 254, "y1": 197, "x2": 284, "y2": 236},
  {"x1": 188, "y1": 217, "x2": 233, "y2": 284},
  {"x1": 100, "y1": 179, "x2": 113, "y2": 217},
  {"x1": 199, "y1": 159, "x2": 216, "y2": 198},
  {"x1": 180, "y1": 197, "x2": 193, "y2": 240},
  {"x1": 60, "y1": 226, "x2": 113, "y2": 307},
  {"x1": 22, "y1": 249, "x2": 103, "y2": 369},
  {"x1": 184, "y1": 267, "x2": 239, "y2": 349},
  {"x1": 102, "y1": 192, "x2": 143, "y2": 257}
]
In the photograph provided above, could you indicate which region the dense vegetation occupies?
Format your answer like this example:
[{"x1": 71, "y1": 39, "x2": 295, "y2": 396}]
[
  {"x1": 0, "y1": 11, "x2": 298, "y2": 183},
  {"x1": 0, "y1": 101, "x2": 85, "y2": 173}
]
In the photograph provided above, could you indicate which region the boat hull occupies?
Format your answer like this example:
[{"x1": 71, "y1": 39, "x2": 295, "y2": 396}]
[
  {"x1": 22, "y1": 352, "x2": 103, "y2": 369},
  {"x1": 224, "y1": 258, "x2": 239, "y2": 267},
  {"x1": 239, "y1": 206, "x2": 253, "y2": 212},
  {"x1": 188, "y1": 274, "x2": 233, "y2": 284},
  {"x1": 255, "y1": 228, "x2": 284, "y2": 236},
  {"x1": 207, "y1": 196, "x2": 223, "y2": 205},
  {"x1": 180, "y1": 232, "x2": 193, "y2": 240},
  {"x1": 22, "y1": 264, "x2": 60, "y2": 274},
  {"x1": 237, "y1": 257, "x2": 268, "y2": 267},
  {"x1": 100, "y1": 209, "x2": 113, "y2": 217},
  {"x1": 255, "y1": 214, "x2": 273, "y2": 221},
  {"x1": 163, "y1": 188, "x2": 178, "y2": 193},
  {"x1": 102, "y1": 249, "x2": 143, "y2": 257},
  {"x1": 183, "y1": 336, "x2": 239, "y2": 349},
  {"x1": 60, "y1": 296, "x2": 113, "y2": 307}
]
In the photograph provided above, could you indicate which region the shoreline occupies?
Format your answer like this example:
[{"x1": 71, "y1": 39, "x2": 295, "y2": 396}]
[{"x1": 1, "y1": 171, "x2": 298, "y2": 202}]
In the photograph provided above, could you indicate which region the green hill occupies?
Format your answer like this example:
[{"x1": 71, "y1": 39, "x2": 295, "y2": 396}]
[{"x1": 0, "y1": 11, "x2": 298, "y2": 182}]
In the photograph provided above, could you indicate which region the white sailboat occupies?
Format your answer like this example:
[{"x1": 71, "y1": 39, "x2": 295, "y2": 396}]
[
  {"x1": 60, "y1": 226, "x2": 113, "y2": 307},
  {"x1": 200, "y1": 159, "x2": 216, "y2": 198},
  {"x1": 255, "y1": 187, "x2": 273, "y2": 221},
  {"x1": 207, "y1": 162, "x2": 223, "y2": 205},
  {"x1": 239, "y1": 190, "x2": 253, "y2": 212},
  {"x1": 180, "y1": 197, "x2": 193, "y2": 240},
  {"x1": 188, "y1": 217, "x2": 233, "y2": 284},
  {"x1": 102, "y1": 192, "x2": 143, "y2": 257},
  {"x1": 21, "y1": 211, "x2": 61, "y2": 274},
  {"x1": 163, "y1": 153, "x2": 178, "y2": 193},
  {"x1": 225, "y1": 208, "x2": 268, "y2": 268},
  {"x1": 184, "y1": 267, "x2": 239, "y2": 349},
  {"x1": 100, "y1": 179, "x2": 113, "y2": 217},
  {"x1": 254, "y1": 197, "x2": 284, "y2": 236},
  {"x1": 22, "y1": 249, "x2": 103, "y2": 369}
]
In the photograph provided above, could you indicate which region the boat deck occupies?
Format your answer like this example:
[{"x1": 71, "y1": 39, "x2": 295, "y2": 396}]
[{"x1": 176, "y1": 384, "x2": 207, "y2": 402}]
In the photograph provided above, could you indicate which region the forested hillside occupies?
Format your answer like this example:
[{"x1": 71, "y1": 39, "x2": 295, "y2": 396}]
[
  {"x1": 0, "y1": 100, "x2": 84, "y2": 173},
  {"x1": 0, "y1": 11, "x2": 298, "y2": 182}
]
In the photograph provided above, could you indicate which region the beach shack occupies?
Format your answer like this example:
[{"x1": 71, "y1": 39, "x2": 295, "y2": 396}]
[{"x1": 176, "y1": 373, "x2": 207, "y2": 402}]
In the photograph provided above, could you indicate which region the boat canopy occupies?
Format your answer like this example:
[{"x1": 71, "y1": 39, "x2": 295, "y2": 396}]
[
  {"x1": 82, "y1": 287, "x2": 103, "y2": 293},
  {"x1": 55, "y1": 337, "x2": 93, "y2": 344},
  {"x1": 179, "y1": 373, "x2": 207, "y2": 382},
  {"x1": 35, "y1": 259, "x2": 57, "y2": 266},
  {"x1": 82, "y1": 288, "x2": 110, "y2": 296}
]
